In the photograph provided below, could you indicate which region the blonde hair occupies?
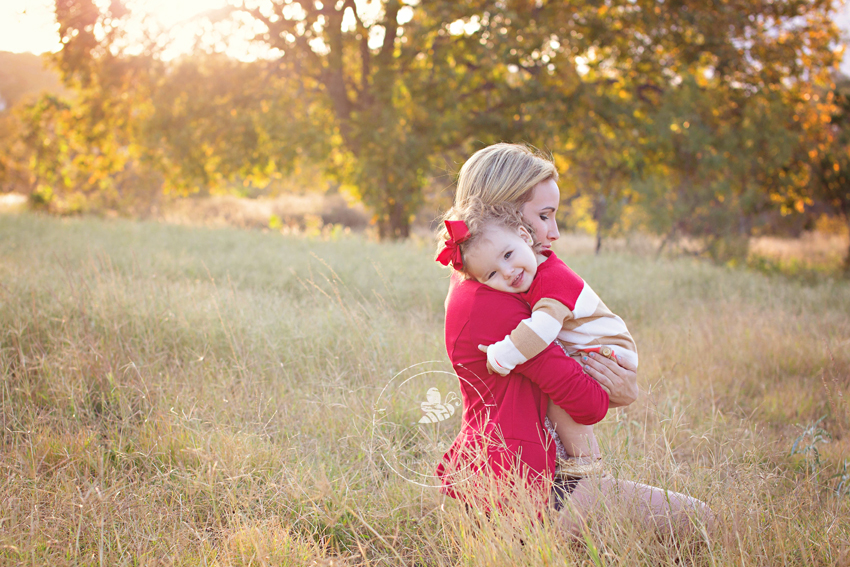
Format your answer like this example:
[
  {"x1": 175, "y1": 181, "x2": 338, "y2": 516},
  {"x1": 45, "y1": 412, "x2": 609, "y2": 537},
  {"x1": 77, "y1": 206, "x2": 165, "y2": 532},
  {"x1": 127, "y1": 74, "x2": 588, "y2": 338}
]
[
  {"x1": 454, "y1": 143, "x2": 558, "y2": 210},
  {"x1": 435, "y1": 199, "x2": 533, "y2": 277}
]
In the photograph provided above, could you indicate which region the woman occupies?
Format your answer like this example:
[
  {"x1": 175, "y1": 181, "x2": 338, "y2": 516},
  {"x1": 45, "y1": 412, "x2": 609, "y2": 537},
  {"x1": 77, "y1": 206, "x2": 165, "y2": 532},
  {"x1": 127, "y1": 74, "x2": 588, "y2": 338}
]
[{"x1": 436, "y1": 143, "x2": 712, "y2": 536}]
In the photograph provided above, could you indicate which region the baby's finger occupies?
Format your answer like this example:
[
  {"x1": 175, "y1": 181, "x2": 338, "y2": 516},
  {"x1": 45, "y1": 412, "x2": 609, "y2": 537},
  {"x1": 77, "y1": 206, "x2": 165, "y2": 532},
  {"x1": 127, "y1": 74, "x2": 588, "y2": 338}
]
[{"x1": 478, "y1": 344, "x2": 488, "y2": 353}]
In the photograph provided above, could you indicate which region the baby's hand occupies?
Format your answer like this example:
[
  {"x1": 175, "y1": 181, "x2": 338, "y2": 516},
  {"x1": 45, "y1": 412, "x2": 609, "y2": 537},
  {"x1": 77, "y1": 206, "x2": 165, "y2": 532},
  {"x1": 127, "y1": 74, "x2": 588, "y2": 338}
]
[{"x1": 477, "y1": 344, "x2": 512, "y2": 376}]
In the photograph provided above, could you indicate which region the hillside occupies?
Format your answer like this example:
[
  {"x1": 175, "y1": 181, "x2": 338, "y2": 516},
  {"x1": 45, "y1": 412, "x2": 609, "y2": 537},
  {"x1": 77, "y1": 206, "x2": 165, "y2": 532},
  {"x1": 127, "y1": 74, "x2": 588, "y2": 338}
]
[{"x1": 0, "y1": 50, "x2": 63, "y2": 110}]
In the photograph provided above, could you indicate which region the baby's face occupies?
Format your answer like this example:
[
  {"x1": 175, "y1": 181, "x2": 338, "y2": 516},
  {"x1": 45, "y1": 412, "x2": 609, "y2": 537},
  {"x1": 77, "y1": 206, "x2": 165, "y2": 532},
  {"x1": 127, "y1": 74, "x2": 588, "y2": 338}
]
[{"x1": 464, "y1": 225, "x2": 538, "y2": 294}]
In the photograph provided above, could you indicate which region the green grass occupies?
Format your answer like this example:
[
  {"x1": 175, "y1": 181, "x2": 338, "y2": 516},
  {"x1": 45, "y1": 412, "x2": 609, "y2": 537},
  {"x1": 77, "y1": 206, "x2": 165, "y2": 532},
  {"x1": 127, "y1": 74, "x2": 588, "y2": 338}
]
[{"x1": 1, "y1": 211, "x2": 849, "y2": 565}]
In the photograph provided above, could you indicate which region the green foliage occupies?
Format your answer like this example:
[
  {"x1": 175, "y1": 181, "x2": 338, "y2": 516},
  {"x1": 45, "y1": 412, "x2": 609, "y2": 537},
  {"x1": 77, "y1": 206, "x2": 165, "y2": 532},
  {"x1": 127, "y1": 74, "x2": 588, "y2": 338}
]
[
  {"x1": 11, "y1": 1, "x2": 165, "y2": 215},
  {"x1": 540, "y1": 0, "x2": 839, "y2": 258},
  {"x1": 0, "y1": 0, "x2": 844, "y2": 250},
  {"x1": 809, "y1": 79, "x2": 850, "y2": 274},
  {"x1": 832, "y1": 459, "x2": 850, "y2": 497},
  {"x1": 143, "y1": 54, "x2": 316, "y2": 195},
  {"x1": 227, "y1": 0, "x2": 591, "y2": 237},
  {"x1": 790, "y1": 415, "x2": 831, "y2": 474},
  {"x1": 0, "y1": 110, "x2": 32, "y2": 194},
  {"x1": 0, "y1": 52, "x2": 64, "y2": 194}
]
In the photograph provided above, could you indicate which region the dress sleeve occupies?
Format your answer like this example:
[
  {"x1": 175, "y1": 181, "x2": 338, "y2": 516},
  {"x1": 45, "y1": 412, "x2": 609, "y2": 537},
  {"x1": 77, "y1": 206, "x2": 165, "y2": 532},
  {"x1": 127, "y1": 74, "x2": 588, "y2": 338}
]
[{"x1": 518, "y1": 340, "x2": 609, "y2": 425}]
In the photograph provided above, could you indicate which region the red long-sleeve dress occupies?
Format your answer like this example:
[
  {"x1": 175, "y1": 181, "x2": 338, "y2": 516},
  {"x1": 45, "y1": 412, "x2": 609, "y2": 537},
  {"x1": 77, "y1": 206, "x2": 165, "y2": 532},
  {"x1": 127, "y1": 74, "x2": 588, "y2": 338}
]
[{"x1": 436, "y1": 273, "x2": 610, "y2": 507}]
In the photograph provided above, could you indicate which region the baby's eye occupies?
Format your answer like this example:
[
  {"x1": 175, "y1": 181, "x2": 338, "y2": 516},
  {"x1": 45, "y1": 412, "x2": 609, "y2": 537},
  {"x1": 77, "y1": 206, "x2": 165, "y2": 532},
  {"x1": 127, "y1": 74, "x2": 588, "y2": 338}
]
[
  {"x1": 487, "y1": 271, "x2": 496, "y2": 280},
  {"x1": 504, "y1": 251, "x2": 512, "y2": 259}
]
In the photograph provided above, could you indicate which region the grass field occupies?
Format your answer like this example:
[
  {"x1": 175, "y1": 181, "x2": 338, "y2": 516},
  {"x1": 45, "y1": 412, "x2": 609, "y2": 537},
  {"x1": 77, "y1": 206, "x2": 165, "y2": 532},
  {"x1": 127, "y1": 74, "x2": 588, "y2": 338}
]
[{"x1": 1, "y1": 211, "x2": 849, "y2": 566}]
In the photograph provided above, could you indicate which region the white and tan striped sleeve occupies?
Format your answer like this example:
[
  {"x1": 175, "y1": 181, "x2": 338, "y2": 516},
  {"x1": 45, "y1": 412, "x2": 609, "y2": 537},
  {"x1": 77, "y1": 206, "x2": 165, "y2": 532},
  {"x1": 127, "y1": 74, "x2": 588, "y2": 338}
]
[{"x1": 484, "y1": 298, "x2": 573, "y2": 375}]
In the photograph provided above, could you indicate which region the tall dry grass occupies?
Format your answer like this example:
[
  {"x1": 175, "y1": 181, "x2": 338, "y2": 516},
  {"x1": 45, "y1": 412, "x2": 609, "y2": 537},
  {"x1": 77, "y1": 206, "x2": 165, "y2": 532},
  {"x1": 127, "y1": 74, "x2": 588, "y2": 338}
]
[
  {"x1": 749, "y1": 232, "x2": 850, "y2": 277},
  {"x1": 160, "y1": 193, "x2": 370, "y2": 233},
  {"x1": 1, "y1": 211, "x2": 849, "y2": 565}
]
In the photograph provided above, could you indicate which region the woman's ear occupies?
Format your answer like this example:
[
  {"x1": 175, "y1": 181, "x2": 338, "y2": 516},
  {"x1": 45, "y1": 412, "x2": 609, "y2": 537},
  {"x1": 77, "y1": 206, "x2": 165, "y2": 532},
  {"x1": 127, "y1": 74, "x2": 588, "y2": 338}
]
[{"x1": 518, "y1": 226, "x2": 534, "y2": 247}]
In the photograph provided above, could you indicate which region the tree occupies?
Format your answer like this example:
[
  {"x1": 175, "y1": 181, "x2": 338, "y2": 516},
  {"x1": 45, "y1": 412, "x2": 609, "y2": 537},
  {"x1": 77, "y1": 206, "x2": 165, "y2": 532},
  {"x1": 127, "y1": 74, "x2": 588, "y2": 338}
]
[
  {"x1": 0, "y1": 51, "x2": 64, "y2": 109},
  {"x1": 142, "y1": 53, "x2": 332, "y2": 197},
  {"x1": 19, "y1": 0, "x2": 166, "y2": 214},
  {"x1": 0, "y1": 52, "x2": 65, "y2": 195},
  {"x1": 630, "y1": 75, "x2": 814, "y2": 262},
  {"x1": 221, "y1": 0, "x2": 584, "y2": 237},
  {"x1": 579, "y1": 0, "x2": 841, "y2": 260},
  {"x1": 17, "y1": 0, "x2": 842, "y2": 245},
  {"x1": 456, "y1": 0, "x2": 840, "y2": 255}
]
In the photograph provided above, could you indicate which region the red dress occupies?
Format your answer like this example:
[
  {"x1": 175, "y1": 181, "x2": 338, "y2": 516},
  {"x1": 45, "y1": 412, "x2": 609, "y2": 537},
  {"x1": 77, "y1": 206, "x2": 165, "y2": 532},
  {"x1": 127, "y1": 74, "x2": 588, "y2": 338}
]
[{"x1": 436, "y1": 273, "x2": 610, "y2": 507}]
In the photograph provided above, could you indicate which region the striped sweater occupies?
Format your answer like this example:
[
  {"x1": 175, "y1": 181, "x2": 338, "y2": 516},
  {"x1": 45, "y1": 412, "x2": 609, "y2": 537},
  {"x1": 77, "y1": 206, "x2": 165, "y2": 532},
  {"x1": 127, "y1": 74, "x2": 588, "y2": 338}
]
[{"x1": 484, "y1": 250, "x2": 638, "y2": 375}]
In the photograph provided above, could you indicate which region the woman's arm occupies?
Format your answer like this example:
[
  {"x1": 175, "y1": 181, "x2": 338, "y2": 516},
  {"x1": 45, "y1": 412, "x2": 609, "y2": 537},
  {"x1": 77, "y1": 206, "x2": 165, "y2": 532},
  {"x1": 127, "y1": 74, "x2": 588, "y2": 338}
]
[
  {"x1": 518, "y1": 341, "x2": 611, "y2": 424},
  {"x1": 464, "y1": 286, "x2": 610, "y2": 425}
]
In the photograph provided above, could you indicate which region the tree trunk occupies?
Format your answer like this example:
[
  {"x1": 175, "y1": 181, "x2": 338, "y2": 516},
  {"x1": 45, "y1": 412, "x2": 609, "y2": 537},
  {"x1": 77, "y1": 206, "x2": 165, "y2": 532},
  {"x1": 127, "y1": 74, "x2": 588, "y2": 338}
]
[
  {"x1": 593, "y1": 194, "x2": 607, "y2": 256},
  {"x1": 656, "y1": 226, "x2": 678, "y2": 259},
  {"x1": 843, "y1": 216, "x2": 850, "y2": 278},
  {"x1": 378, "y1": 200, "x2": 411, "y2": 240}
]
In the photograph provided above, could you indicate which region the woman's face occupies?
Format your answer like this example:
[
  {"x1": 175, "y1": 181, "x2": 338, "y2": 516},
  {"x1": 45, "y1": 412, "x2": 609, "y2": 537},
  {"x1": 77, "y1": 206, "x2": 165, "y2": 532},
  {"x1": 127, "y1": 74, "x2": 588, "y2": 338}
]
[{"x1": 520, "y1": 178, "x2": 560, "y2": 250}]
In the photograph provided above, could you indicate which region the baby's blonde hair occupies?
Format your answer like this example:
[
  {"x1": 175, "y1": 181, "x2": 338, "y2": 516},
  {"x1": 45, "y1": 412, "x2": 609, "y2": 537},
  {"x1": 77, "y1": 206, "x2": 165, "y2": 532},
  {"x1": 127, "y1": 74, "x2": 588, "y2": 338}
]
[
  {"x1": 436, "y1": 199, "x2": 533, "y2": 277},
  {"x1": 454, "y1": 143, "x2": 559, "y2": 210}
]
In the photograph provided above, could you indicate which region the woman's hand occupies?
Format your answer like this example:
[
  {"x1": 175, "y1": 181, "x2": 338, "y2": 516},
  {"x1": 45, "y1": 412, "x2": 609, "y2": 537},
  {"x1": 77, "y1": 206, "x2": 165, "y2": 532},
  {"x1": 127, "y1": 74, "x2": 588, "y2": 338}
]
[{"x1": 582, "y1": 353, "x2": 638, "y2": 408}]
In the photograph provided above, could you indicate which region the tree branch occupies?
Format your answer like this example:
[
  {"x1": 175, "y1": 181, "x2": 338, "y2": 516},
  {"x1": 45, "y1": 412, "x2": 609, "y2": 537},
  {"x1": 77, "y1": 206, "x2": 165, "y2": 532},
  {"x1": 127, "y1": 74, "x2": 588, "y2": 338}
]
[{"x1": 342, "y1": 0, "x2": 371, "y2": 97}]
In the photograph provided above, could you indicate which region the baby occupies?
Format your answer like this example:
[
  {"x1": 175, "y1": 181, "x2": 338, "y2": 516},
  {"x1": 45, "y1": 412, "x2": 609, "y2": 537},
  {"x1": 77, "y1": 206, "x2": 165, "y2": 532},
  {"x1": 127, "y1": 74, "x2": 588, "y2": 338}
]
[{"x1": 436, "y1": 200, "x2": 637, "y2": 464}]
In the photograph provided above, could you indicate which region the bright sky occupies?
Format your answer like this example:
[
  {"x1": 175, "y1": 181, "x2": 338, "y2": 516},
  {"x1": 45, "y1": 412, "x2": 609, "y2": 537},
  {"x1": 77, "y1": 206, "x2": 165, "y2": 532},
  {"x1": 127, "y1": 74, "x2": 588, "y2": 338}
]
[
  {"x1": 835, "y1": 4, "x2": 850, "y2": 75},
  {"x1": 0, "y1": 0, "x2": 265, "y2": 60},
  {"x1": 3, "y1": 0, "x2": 850, "y2": 71},
  {"x1": 1, "y1": 0, "x2": 62, "y2": 55}
]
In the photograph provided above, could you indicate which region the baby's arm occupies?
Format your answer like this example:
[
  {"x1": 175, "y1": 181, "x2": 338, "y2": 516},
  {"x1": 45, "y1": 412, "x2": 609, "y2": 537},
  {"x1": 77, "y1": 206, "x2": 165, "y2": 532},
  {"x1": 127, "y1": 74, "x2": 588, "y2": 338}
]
[{"x1": 479, "y1": 298, "x2": 572, "y2": 375}]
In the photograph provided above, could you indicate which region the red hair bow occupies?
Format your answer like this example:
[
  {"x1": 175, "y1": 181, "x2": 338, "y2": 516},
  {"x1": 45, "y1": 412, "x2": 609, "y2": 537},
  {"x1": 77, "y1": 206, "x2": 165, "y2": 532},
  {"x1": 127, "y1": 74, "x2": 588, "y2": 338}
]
[{"x1": 436, "y1": 220, "x2": 471, "y2": 270}]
